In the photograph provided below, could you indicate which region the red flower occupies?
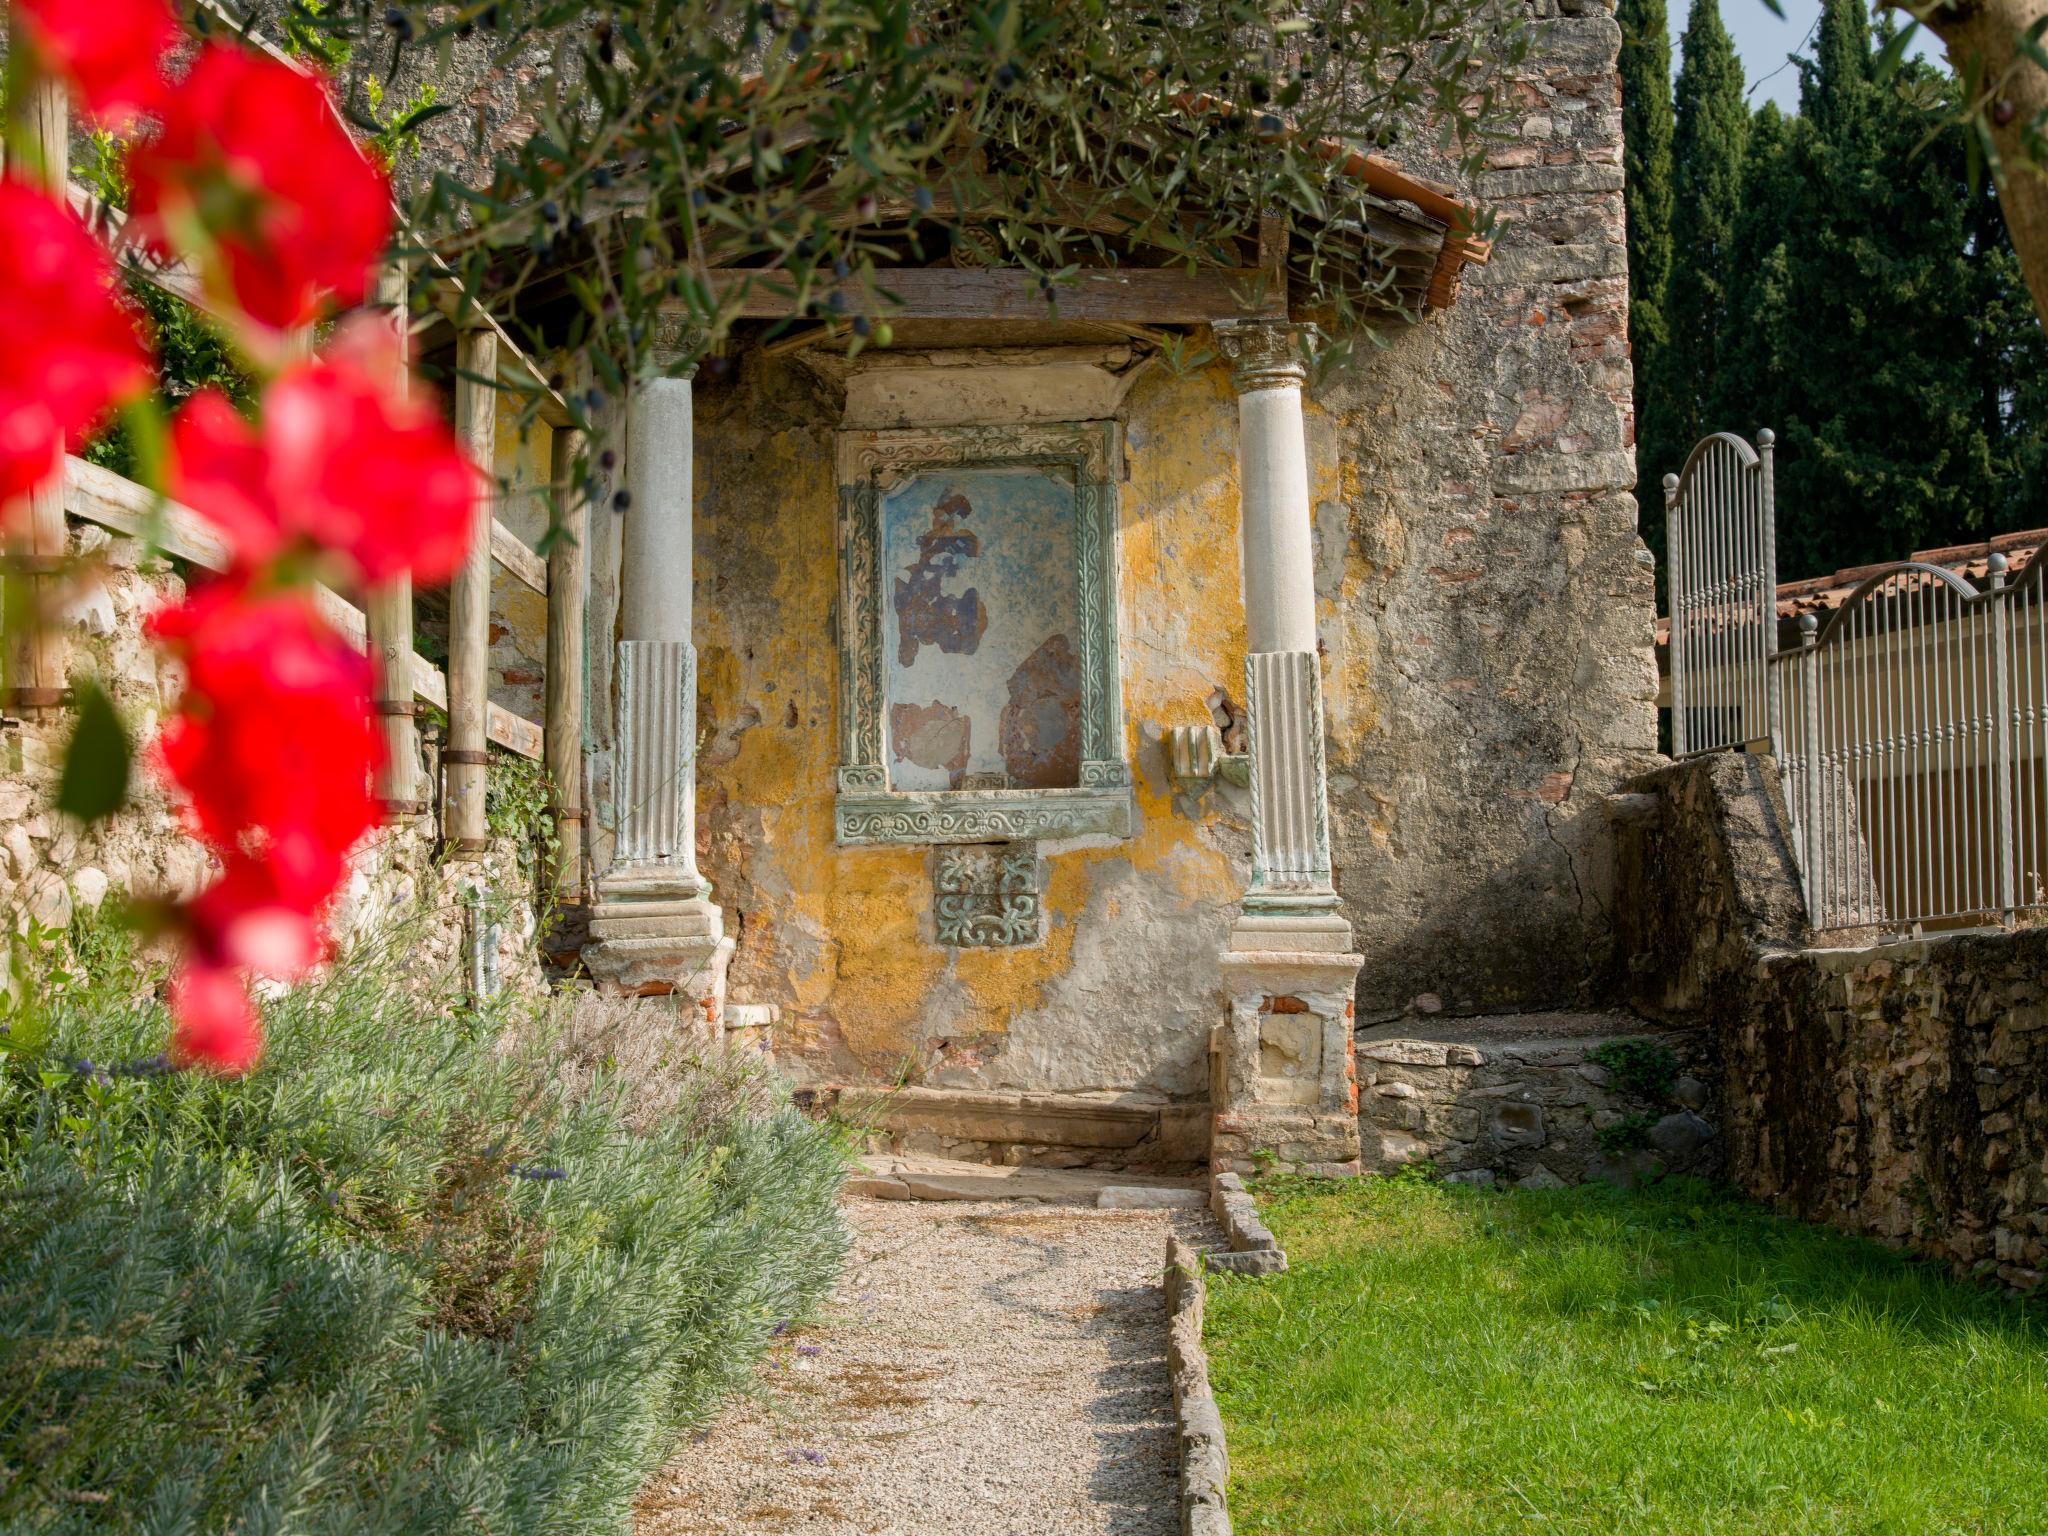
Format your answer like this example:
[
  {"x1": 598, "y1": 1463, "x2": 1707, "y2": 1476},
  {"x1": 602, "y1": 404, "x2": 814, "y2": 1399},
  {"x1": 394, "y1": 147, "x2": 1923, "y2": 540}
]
[
  {"x1": 169, "y1": 320, "x2": 481, "y2": 584},
  {"x1": 0, "y1": 179, "x2": 152, "y2": 512},
  {"x1": 149, "y1": 580, "x2": 381, "y2": 865},
  {"x1": 168, "y1": 961, "x2": 263, "y2": 1074},
  {"x1": 187, "y1": 846, "x2": 340, "y2": 980},
  {"x1": 126, "y1": 43, "x2": 391, "y2": 335},
  {"x1": 12, "y1": 0, "x2": 175, "y2": 126}
]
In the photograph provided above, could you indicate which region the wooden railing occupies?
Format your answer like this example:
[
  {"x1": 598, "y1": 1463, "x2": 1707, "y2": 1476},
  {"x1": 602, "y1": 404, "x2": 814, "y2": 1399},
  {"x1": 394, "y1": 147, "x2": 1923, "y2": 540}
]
[{"x1": 61, "y1": 455, "x2": 554, "y2": 764}]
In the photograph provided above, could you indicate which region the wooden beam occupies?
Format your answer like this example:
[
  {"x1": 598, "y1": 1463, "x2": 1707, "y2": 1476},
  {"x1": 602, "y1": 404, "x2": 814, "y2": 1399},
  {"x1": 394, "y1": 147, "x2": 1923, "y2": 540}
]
[
  {"x1": 445, "y1": 326, "x2": 500, "y2": 850},
  {"x1": 63, "y1": 456, "x2": 544, "y2": 760},
  {"x1": 702, "y1": 265, "x2": 1286, "y2": 324},
  {"x1": 368, "y1": 265, "x2": 423, "y2": 817},
  {"x1": 490, "y1": 518, "x2": 548, "y2": 594},
  {"x1": 544, "y1": 418, "x2": 588, "y2": 902},
  {"x1": 3, "y1": 41, "x2": 71, "y2": 713}
]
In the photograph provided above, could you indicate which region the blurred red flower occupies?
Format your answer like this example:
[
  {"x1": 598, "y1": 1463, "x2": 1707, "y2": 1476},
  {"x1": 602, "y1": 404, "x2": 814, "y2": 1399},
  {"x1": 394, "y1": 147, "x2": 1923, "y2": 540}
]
[
  {"x1": 148, "y1": 580, "x2": 381, "y2": 867},
  {"x1": 127, "y1": 43, "x2": 391, "y2": 335},
  {"x1": 12, "y1": 0, "x2": 175, "y2": 125},
  {"x1": 167, "y1": 961, "x2": 264, "y2": 1074},
  {"x1": 170, "y1": 319, "x2": 481, "y2": 583},
  {"x1": 0, "y1": 179, "x2": 151, "y2": 512}
]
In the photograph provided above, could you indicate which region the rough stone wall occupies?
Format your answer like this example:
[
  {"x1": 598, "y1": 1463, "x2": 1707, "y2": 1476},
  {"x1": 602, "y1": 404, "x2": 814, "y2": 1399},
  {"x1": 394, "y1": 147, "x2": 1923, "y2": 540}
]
[
  {"x1": 1356, "y1": 1012, "x2": 1719, "y2": 1187},
  {"x1": 1614, "y1": 754, "x2": 2048, "y2": 1292},
  {"x1": 1321, "y1": 0, "x2": 1661, "y2": 1022},
  {"x1": 2, "y1": 524, "x2": 547, "y2": 1005}
]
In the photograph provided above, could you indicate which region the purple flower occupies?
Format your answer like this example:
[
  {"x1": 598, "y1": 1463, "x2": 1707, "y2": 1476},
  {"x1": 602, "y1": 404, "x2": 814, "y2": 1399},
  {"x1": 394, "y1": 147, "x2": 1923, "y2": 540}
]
[{"x1": 796, "y1": 1344, "x2": 822, "y2": 1357}]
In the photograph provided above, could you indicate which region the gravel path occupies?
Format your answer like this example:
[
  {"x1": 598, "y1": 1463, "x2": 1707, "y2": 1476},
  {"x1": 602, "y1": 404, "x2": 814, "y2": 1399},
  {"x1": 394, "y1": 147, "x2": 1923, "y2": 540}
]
[{"x1": 634, "y1": 1195, "x2": 1217, "y2": 1536}]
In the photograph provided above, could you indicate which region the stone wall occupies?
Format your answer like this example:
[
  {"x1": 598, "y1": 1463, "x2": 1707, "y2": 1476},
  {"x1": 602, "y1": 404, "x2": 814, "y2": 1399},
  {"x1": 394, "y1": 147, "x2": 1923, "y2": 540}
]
[
  {"x1": 1322, "y1": 0, "x2": 1661, "y2": 1021},
  {"x1": 3, "y1": 524, "x2": 547, "y2": 1008},
  {"x1": 1356, "y1": 1011, "x2": 1719, "y2": 1187},
  {"x1": 1613, "y1": 753, "x2": 2048, "y2": 1291}
]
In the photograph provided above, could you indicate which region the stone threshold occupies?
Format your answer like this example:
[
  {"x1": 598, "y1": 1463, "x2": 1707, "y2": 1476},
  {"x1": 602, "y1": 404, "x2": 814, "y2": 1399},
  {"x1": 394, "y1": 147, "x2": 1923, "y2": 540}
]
[
  {"x1": 848, "y1": 1153, "x2": 1200, "y2": 1206},
  {"x1": 797, "y1": 1082, "x2": 1209, "y2": 1171}
]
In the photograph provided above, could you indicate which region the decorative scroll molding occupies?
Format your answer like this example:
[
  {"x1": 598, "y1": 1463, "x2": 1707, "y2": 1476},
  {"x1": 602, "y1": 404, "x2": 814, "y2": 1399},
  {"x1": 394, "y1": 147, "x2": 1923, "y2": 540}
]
[
  {"x1": 649, "y1": 310, "x2": 708, "y2": 369},
  {"x1": 836, "y1": 787, "x2": 1131, "y2": 847},
  {"x1": 833, "y1": 418, "x2": 1130, "y2": 844},
  {"x1": 1245, "y1": 649, "x2": 1334, "y2": 896},
  {"x1": 1213, "y1": 319, "x2": 1305, "y2": 395},
  {"x1": 934, "y1": 843, "x2": 1044, "y2": 947}
]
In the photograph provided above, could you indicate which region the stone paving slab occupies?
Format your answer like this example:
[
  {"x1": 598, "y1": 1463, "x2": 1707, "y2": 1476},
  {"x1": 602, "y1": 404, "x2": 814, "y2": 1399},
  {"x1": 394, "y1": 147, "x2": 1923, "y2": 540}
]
[
  {"x1": 634, "y1": 1195, "x2": 1221, "y2": 1536},
  {"x1": 850, "y1": 1154, "x2": 1199, "y2": 1206}
]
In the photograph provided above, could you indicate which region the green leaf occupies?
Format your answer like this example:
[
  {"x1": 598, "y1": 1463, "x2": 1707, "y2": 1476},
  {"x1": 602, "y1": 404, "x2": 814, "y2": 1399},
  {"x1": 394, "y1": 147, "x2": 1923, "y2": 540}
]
[
  {"x1": 57, "y1": 682, "x2": 131, "y2": 825},
  {"x1": 1872, "y1": 20, "x2": 1918, "y2": 85}
]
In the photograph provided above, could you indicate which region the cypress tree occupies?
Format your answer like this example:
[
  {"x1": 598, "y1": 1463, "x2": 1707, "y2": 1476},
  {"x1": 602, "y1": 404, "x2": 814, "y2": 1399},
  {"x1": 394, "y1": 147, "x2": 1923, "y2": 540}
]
[
  {"x1": 1618, "y1": 0, "x2": 1676, "y2": 491},
  {"x1": 1760, "y1": 0, "x2": 2027, "y2": 576},
  {"x1": 1646, "y1": 0, "x2": 1747, "y2": 499}
]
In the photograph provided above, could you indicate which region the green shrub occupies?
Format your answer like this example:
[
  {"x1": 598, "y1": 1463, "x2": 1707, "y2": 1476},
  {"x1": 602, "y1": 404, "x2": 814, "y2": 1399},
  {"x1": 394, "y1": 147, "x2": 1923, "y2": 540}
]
[
  {"x1": 1585, "y1": 1037, "x2": 1680, "y2": 1103},
  {"x1": 0, "y1": 918, "x2": 849, "y2": 1531}
]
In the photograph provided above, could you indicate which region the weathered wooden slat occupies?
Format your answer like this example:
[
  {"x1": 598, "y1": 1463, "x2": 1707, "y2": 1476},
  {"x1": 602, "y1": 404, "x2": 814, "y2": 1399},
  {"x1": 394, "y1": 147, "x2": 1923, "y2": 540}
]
[
  {"x1": 702, "y1": 264, "x2": 1285, "y2": 323},
  {"x1": 63, "y1": 457, "x2": 544, "y2": 761},
  {"x1": 490, "y1": 517, "x2": 548, "y2": 594}
]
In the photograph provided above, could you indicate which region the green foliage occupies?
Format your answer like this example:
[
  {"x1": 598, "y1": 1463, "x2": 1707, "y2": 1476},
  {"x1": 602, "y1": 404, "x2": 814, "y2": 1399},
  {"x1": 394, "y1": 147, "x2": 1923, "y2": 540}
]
[
  {"x1": 1206, "y1": 1175, "x2": 2048, "y2": 1535},
  {"x1": 0, "y1": 924, "x2": 849, "y2": 1531},
  {"x1": 1643, "y1": 0, "x2": 1748, "y2": 527},
  {"x1": 1586, "y1": 1037, "x2": 1681, "y2": 1102},
  {"x1": 1594, "y1": 1111, "x2": 1659, "y2": 1155},
  {"x1": 251, "y1": 0, "x2": 1533, "y2": 530},
  {"x1": 1635, "y1": 0, "x2": 2048, "y2": 586},
  {"x1": 1618, "y1": 0, "x2": 1676, "y2": 462},
  {"x1": 54, "y1": 682, "x2": 129, "y2": 824}
]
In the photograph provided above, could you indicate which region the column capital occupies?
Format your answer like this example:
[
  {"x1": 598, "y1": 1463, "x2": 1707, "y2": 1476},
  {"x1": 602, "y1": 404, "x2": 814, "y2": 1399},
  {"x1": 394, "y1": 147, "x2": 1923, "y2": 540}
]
[
  {"x1": 1214, "y1": 319, "x2": 1305, "y2": 394},
  {"x1": 650, "y1": 309, "x2": 709, "y2": 373}
]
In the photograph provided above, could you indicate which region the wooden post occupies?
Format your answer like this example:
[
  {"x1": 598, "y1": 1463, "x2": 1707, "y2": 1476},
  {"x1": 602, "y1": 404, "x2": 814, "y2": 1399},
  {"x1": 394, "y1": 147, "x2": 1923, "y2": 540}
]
[
  {"x1": 545, "y1": 411, "x2": 588, "y2": 902},
  {"x1": 368, "y1": 265, "x2": 422, "y2": 817},
  {"x1": 443, "y1": 324, "x2": 498, "y2": 856},
  {"x1": 1, "y1": 30, "x2": 72, "y2": 716}
]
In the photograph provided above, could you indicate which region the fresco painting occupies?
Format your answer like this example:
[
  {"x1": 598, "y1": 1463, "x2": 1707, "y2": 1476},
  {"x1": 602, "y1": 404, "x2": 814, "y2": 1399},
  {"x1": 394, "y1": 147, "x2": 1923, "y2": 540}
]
[{"x1": 883, "y1": 465, "x2": 1080, "y2": 790}]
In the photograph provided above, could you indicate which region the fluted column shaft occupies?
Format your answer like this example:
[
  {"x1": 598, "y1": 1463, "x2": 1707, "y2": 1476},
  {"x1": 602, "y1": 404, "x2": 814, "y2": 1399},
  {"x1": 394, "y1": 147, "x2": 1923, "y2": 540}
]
[{"x1": 1217, "y1": 320, "x2": 1338, "y2": 912}]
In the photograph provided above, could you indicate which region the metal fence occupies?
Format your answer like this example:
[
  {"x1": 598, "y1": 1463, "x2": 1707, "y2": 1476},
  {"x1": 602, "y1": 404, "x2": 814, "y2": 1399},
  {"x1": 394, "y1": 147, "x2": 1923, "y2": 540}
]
[
  {"x1": 1666, "y1": 428, "x2": 2048, "y2": 934},
  {"x1": 1665, "y1": 430, "x2": 1777, "y2": 756}
]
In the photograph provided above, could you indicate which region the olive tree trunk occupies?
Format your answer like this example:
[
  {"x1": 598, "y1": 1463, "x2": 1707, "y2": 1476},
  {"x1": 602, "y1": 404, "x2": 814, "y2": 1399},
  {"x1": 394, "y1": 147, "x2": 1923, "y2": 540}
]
[{"x1": 1913, "y1": 0, "x2": 2048, "y2": 328}]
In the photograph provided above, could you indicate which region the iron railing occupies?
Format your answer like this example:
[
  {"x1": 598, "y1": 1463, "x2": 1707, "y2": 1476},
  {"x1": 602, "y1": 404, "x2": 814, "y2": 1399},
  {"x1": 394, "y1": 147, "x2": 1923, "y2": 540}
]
[
  {"x1": 1768, "y1": 554, "x2": 2048, "y2": 932},
  {"x1": 1665, "y1": 430, "x2": 1777, "y2": 756},
  {"x1": 1665, "y1": 428, "x2": 2048, "y2": 934}
]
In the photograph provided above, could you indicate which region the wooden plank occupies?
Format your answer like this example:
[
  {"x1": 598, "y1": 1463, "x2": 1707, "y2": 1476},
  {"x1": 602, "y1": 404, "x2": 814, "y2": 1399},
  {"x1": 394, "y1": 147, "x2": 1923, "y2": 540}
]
[
  {"x1": 64, "y1": 456, "x2": 543, "y2": 761},
  {"x1": 544, "y1": 420, "x2": 588, "y2": 899},
  {"x1": 65, "y1": 456, "x2": 233, "y2": 570},
  {"x1": 445, "y1": 326, "x2": 500, "y2": 845},
  {"x1": 490, "y1": 517, "x2": 548, "y2": 594},
  {"x1": 701, "y1": 265, "x2": 1285, "y2": 323}
]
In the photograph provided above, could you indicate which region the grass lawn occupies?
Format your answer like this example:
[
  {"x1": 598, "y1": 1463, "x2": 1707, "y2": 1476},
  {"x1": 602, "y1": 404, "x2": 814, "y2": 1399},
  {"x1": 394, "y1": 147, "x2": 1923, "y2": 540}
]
[{"x1": 1205, "y1": 1171, "x2": 2048, "y2": 1536}]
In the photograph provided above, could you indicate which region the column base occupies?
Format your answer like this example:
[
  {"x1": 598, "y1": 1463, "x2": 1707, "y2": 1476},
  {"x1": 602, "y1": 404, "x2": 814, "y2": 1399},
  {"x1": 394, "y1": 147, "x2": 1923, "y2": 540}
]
[
  {"x1": 583, "y1": 866, "x2": 732, "y2": 1026},
  {"x1": 1211, "y1": 913, "x2": 1363, "y2": 1177}
]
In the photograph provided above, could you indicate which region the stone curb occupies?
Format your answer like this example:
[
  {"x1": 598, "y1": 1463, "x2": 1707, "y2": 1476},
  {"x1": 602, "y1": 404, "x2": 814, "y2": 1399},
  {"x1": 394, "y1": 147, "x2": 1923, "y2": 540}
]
[
  {"x1": 1206, "y1": 1172, "x2": 1287, "y2": 1275},
  {"x1": 1165, "y1": 1233, "x2": 1232, "y2": 1536}
]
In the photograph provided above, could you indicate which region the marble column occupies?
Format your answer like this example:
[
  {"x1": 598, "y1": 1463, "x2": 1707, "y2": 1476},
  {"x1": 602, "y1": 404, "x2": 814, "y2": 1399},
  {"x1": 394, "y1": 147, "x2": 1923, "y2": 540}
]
[
  {"x1": 582, "y1": 332, "x2": 732, "y2": 1016},
  {"x1": 1209, "y1": 319, "x2": 1362, "y2": 1176}
]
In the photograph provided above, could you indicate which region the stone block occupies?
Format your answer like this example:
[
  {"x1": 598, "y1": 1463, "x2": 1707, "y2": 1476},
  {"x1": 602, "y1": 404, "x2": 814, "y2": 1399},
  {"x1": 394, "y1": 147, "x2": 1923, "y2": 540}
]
[
  {"x1": 1097, "y1": 1186, "x2": 1206, "y2": 1210},
  {"x1": 1492, "y1": 1100, "x2": 1547, "y2": 1148},
  {"x1": 1206, "y1": 1247, "x2": 1287, "y2": 1276}
]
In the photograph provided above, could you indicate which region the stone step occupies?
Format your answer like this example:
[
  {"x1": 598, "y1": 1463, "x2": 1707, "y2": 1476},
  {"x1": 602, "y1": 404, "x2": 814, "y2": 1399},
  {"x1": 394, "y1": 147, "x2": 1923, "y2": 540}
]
[{"x1": 849, "y1": 1154, "x2": 1200, "y2": 1206}]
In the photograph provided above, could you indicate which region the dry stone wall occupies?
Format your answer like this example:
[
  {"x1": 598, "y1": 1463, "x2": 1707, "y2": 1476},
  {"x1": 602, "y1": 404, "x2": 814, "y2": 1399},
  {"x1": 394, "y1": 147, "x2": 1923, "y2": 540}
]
[
  {"x1": 1613, "y1": 753, "x2": 2048, "y2": 1292},
  {"x1": 3, "y1": 525, "x2": 546, "y2": 1006}
]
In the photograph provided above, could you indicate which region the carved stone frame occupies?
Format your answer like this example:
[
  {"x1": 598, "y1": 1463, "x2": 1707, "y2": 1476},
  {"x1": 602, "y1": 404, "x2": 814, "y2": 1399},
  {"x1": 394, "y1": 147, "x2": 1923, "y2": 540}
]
[{"x1": 834, "y1": 419, "x2": 1132, "y2": 846}]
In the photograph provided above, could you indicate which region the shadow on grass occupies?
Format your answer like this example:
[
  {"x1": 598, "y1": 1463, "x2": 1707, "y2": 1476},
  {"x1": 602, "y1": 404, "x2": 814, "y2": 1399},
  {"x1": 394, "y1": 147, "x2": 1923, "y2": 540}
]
[{"x1": 1205, "y1": 1171, "x2": 2048, "y2": 1536}]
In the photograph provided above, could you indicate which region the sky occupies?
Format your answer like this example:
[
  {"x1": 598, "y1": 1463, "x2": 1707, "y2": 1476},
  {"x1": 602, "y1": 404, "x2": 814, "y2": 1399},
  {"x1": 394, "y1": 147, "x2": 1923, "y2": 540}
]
[{"x1": 1698, "y1": 0, "x2": 1944, "y2": 113}]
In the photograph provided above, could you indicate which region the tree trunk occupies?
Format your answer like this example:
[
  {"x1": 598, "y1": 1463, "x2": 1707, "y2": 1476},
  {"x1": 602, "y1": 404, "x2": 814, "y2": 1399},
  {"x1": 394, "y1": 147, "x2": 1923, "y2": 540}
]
[{"x1": 1914, "y1": 0, "x2": 2048, "y2": 329}]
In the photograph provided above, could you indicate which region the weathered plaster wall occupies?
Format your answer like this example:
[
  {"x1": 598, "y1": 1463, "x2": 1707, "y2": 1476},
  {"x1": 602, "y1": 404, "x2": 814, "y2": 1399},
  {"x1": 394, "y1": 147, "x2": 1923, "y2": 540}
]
[
  {"x1": 1615, "y1": 754, "x2": 2048, "y2": 1292},
  {"x1": 690, "y1": 356, "x2": 1255, "y2": 1098},
  {"x1": 1320, "y1": 0, "x2": 1661, "y2": 1020}
]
